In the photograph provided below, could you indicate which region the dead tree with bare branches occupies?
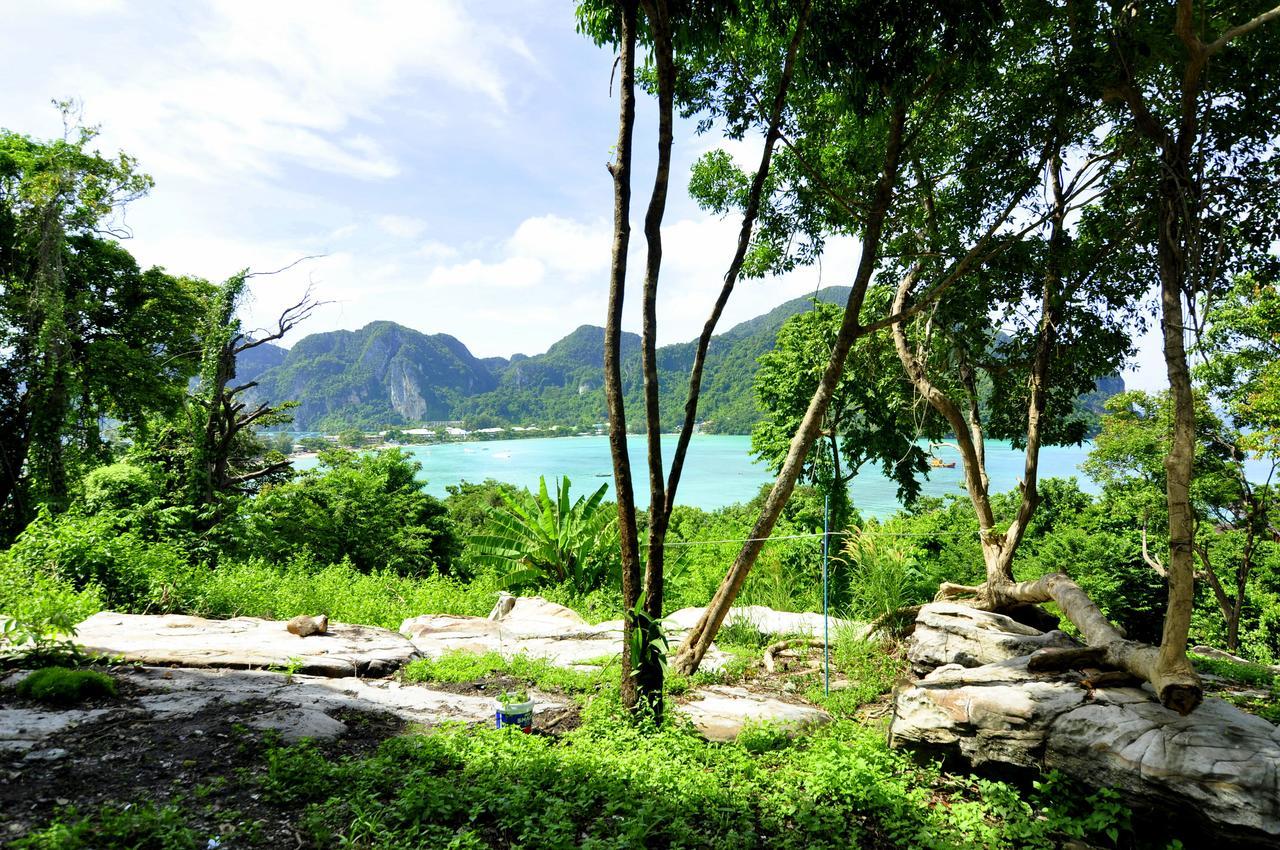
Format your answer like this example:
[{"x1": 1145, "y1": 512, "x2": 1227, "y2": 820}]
[{"x1": 187, "y1": 270, "x2": 319, "y2": 531}]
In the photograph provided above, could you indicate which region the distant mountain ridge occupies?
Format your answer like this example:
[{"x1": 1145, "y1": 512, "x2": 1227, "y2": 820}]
[{"x1": 240, "y1": 286, "x2": 1123, "y2": 434}]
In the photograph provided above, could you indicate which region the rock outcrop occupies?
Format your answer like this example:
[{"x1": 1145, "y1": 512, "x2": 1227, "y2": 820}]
[
  {"x1": 890, "y1": 603, "x2": 1280, "y2": 845},
  {"x1": 906, "y1": 602, "x2": 1077, "y2": 674},
  {"x1": 74, "y1": 613, "x2": 419, "y2": 677}
]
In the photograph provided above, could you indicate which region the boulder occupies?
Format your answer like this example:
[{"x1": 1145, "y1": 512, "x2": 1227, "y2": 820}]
[
  {"x1": 907, "y1": 602, "x2": 1077, "y2": 675},
  {"x1": 891, "y1": 603, "x2": 1280, "y2": 845},
  {"x1": 73, "y1": 613, "x2": 418, "y2": 677},
  {"x1": 676, "y1": 685, "x2": 831, "y2": 742}
]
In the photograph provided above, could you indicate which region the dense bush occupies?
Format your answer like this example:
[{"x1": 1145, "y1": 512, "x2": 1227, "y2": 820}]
[
  {"x1": 3, "y1": 510, "x2": 197, "y2": 613},
  {"x1": 233, "y1": 449, "x2": 460, "y2": 577}
]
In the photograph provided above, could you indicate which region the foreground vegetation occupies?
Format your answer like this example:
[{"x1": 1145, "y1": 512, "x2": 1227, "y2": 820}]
[{"x1": 8, "y1": 638, "x2": 1161, "y2": 850}]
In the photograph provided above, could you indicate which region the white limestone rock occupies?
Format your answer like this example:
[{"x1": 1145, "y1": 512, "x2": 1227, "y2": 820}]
[
  {"x1": 676, "y1": 685, "x2": 831, "y2": 743},
  {"x1": 74, "y1": 612, "x2": 419, "y2": 678},
  {"x1": 891, "y1": 604, "x2": 1280, "y2": 845},
  {"x1": 908, "y1": 602, "x2": 1078, "y2": 674},
  {"x1": 401, "y1": 595, "x2": 735, "y2": 672}
]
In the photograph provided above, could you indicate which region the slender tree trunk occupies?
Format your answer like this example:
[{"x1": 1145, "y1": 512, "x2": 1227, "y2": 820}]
[
  {"x1": 673, "y1": 104, "x2": 907, "y2": 676},
  {"x1": 602, "y1": 0, "x2": 644, "y2": 712},
  {"x1": 663, "y1": 1, "x2": 811, "y2": 519},
  {"x1": 633, "y1": 0, "x2": 676, "y2": 717},
  {"x1": 1151, "y1": 55, "x2": 1203, "y2": 715}
]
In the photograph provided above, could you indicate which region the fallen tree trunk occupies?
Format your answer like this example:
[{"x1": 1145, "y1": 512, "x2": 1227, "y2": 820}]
[{"x1": 940, "y1": 574, "x2": 1203, "y2": 715}]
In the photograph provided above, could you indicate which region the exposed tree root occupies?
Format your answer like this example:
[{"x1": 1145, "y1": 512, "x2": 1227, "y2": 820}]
[{"x1": 763, "y1": 638, "x2": 826, "y2": 674}]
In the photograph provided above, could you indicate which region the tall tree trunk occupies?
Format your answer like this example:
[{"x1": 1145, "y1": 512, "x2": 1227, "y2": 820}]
[
  {"x1": 634, "y1": 0, "x2": 676, "y2": 717},
  {"x1": 28, "y1": 206, "x2": 71, "y2": 512},
  {"x1": 662, "y1": 0, "x2": 811, "y2": 521},
  {"x1": 1153, "y1": 145, "x2": 1201, "y2": 711},
  {"x1": 602, "y1": 0, "x2": 644, "y2": 712},
  {"x1": 672, "y1": 104, "x2": 907, "y2": 676}
]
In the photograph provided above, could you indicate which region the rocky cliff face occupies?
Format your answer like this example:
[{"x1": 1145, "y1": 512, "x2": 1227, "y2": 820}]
[{"x1": 249, "y1": 322, "x2": 496, "y2": 428}]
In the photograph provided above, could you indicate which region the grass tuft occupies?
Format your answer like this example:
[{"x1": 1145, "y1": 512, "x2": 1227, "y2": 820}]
[{"x1": 15, "y1": 666, "x2": 116, "y2": 706}]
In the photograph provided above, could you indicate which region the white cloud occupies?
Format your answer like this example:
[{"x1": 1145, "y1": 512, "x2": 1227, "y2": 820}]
[
  {"x1": 377, "y1": 215, "x2": 430, "y2": 239},
  {"x1": 507, "y1": 215, "x2": 611, "y2": 278},
  {"x1": 424, "y1": 256, "x2": 546, "y2": 290},
  {"x1": 12, "y1": 1, "x2": 536, "y2": 184}
]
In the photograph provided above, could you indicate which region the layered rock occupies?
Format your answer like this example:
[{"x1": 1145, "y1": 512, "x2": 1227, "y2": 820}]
[
  {"x1": 890, "y1": 603, "x2": 1280, "y2": 845},
  {"x1": 906, "y1": 602, "x2": 1077, "y2": 674}
]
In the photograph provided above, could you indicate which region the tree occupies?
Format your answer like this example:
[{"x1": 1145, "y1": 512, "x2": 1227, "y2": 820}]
[
  {"x1": 1086, "y1": 389, "x2": 1275, "y2": 654},
  {"x1": 0, "y1": 118, "x2": 206, "y2": 537},
  {"x1": 186, "y1": 271, "x2": 317, "y2": 530},
  {"x1": 675, "y1": 0, "x2": 1057, "y2": 674},
  {"x1": 235, "y1": 448, "x2": 459, "y2": 576},
  {"x1": 582, "y1": 0, "x2": 811, "y2": 714},
  {"x1": 1090, "y1": 0, "x2": 1280, "y2": 711},
  {"x1": 469, "y1": 476, "x2": 619, "y2": 593},
  {"x1": 751, "y1": 299, "x2": 933, "y2": 534}
]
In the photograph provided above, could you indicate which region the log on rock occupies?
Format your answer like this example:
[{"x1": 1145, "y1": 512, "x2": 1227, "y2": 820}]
[
  {"x1": 1001, "y1": 573, "x2": 1202, "y2": 714},
  {"x1": 908, "y1": 602, "x2": 1078, "y2": 675},
  {"x1": 890, "y1": 656, "x2": 1280, "y2": 847}
]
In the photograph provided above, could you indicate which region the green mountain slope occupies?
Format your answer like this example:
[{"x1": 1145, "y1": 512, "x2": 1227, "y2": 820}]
[
  {"x1": 253, "y1": 321, "x2": 496, "y2": 430},
  {"x1": 249, "y1": 286, "x2": 1123, "y2": 434}
]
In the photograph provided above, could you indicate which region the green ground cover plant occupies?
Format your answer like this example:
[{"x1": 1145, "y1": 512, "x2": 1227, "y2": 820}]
[
  {"x1": 256, "y1": 708, "x2": 1136, "y2": 850},
  {"x1": 403, "y1": 650, "x2": 606, "y2": 696},
  {"x1": 14, "y1": 666, "x2": 116, "y2": 705}
]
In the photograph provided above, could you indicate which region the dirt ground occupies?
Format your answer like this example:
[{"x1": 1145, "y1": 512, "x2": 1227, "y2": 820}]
[{"x1": 0, "y1": 669, "x2": 581, "y2": 847}]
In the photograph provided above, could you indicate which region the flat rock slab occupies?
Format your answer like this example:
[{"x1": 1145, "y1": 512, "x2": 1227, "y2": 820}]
[
  {"x1": 677, "y1": 685, "x2": 831, "y2": 743},
  {"x1": 891, "y1": 603, "x2": 1280, "y2": 846},
  {"x1": 74, "y1": 612, "x2": 419, "y2": 678},
  {"x1": 0, "y1": 707, "x2": 116, "y2": 756},
  {"x1": 401, "y1": 596, "x2": 857, "y2": 674},
  {"x1": 127, "y1": 667, "x2": 569, "y2": 741},
  {"x1": 2, "y1": 666, "x2": 573, "y2": 751}
]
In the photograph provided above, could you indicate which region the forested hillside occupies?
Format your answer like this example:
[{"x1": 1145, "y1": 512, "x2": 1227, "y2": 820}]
[
  {"x1": 242, "y1": 287, "x2": 850, "y2": 430},
  {"x1": 246, "y1": 284, "x2": 1122, "y2": 434}
]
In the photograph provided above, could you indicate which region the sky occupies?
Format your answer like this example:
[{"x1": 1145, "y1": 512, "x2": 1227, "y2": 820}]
[{"x1": 0, "y1": 0, "x2": 1167, "y2": 389}]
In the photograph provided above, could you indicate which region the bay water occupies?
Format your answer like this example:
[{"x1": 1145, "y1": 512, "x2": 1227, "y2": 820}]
[{"x1": 299, "y1": 435, "x2": 1098, "y2": 518}]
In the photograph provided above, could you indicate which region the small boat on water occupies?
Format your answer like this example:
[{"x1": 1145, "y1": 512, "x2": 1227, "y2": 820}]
[{"x1": 930, "y1": 456, "x2": 956, "y2": 469}]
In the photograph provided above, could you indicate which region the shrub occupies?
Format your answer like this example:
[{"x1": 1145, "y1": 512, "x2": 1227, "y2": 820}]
[
  {"x1": 3, "y1": 510, "x2": 197, "y2": 613},
  {"x1": 233, "y1": 448, "x2": 460, "y2": 576},
  {"x1": 80, "y1": 462, "x2": 158, "y2": 515},
  {"x1": 16, "y1": 667, "x2": 117, "y2": 705}
]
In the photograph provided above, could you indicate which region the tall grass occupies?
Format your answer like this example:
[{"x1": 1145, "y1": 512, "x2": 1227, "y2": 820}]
[{"x1": 190, "y1": 556, "x2": 502, "y2": 629}]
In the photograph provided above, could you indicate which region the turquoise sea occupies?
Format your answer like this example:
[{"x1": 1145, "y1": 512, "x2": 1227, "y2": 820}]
[{"x1": 297, "y1": 435, "x2": 1098, "y2": 518}]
